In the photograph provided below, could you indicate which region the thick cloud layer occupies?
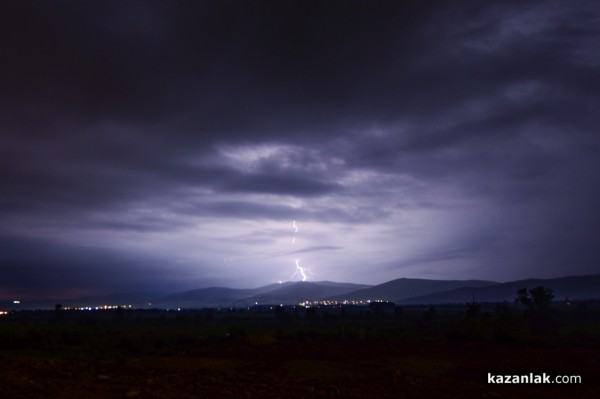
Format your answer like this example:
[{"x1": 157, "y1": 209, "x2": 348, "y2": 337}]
[{"x1": 1, "y1": 1, "x2": 599, "y2": 299}]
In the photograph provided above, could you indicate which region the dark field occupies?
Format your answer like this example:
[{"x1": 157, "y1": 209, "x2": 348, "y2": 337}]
[{"x1": 1, "y1": 303, "x2": 599, "y2": 398}]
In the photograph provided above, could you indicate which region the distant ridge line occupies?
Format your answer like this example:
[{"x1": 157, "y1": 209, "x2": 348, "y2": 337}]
[{"x1": 2, "y1": 274, "x2": 598, "y2": 309}]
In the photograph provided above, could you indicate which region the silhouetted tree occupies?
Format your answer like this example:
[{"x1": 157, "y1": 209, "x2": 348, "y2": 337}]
[
  {"x1": 515, "y1": 286, "x2": 556, "y2": 335},
  {"x1": 529, "y1": 286, "x2": 554, "y2": 309},
  {"x1": 516, "y1": 286, "x2": 554, "y2": 311},
  {"x1": 516, "y1": 287, "x2": 531, "y2": 307}
]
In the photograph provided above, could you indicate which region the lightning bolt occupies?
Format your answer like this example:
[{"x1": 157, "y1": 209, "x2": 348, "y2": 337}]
[
  {"x1": 292, "y1": 259, "x2": 308, "y2": 282},
  {"x1": 289, "y1": 220, "x2": 313, "y2": 281},
  {"x1": 292, "y1": 220, "x2": 298, "y2": 244}
]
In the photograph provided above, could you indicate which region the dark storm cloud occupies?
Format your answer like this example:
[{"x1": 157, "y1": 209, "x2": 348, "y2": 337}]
[
  {"x1": 0, "y1": 140, "x2": 340, "y2": 220},
  {"x1": 1, "y1": 1, "x2": 424, "y2": 133},
  {"x1": 289, "y1": 246, "x2": 343, "y2": 256},
  {"x1": 1, "y1": 0, "x2": 599, "y2": 296},
  {"x1": 220, "y1": 172, "x2": 341, "y2": 196},
  {"x1": 2, "y1": 0, "x2": 598, "y2": 135},
  {"x1": 185, "y1": 201, "x2": 297, "y2": 221},
  {"x1": 0, "y1": 235, "x2": 183, "y2": 299}
]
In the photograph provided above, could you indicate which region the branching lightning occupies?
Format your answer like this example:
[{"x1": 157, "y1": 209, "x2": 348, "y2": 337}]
[
  {"x1": 292, "y1": 259, "x2": 308, "y2": 281},
  {"x1": 290, "y1": 220, "x2": 313, "y2": 281}
]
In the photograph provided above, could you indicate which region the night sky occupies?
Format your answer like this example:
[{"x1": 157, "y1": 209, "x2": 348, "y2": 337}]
[{"x1": 1, "y1": 1, "x2": 599, "y2": 300}]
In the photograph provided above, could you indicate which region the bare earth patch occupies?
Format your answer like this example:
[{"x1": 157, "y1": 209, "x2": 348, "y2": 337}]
[{"x1": 1, "y1": 341, "x2": 597, "y2": 398}]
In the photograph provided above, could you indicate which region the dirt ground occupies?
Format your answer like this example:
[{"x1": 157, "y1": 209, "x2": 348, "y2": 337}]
[{"x1": 0, "y1": 341, "x2": 597, "y2": 399}]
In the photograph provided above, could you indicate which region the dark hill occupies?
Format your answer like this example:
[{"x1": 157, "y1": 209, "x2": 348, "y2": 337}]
[
  {"x1": 157, "y1": 281, "x2": 370, "y2": 308},
  {"x1": 238, "y1": 281, "x2": 371, "y2": 305},
  {"x1": 403, "y1": 274, "x2": 600, "y2": 304},
  {"x1": 327, "y1": 278, "x2": 498, "y2": 303}
]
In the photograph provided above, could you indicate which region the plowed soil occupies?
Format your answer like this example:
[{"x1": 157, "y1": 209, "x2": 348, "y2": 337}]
[{"x1": 1, "y1": 341, "x2": 597, "y2": 398}]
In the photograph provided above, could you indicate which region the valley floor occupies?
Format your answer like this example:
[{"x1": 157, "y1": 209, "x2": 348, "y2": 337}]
[{"x1": 1, "y1": 340, "x2": 598, "y2": 399}]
